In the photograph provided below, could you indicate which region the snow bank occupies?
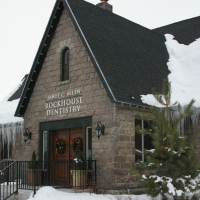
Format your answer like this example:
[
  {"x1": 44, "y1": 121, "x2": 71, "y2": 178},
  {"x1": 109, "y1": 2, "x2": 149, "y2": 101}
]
[{"x1": 27, "y1": 186, "x2": 160, "y2": 200}]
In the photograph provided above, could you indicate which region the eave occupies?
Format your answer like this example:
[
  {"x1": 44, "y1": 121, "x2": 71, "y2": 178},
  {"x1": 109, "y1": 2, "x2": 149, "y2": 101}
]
[{"x1": 15, "y1": 0, "x2": 64, "y2": 117}]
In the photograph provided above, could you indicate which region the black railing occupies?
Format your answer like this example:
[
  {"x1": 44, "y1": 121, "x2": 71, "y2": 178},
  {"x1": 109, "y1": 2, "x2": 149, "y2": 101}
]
[
  {"x1": 0, "y1": 160, "x2": 96, "y2": 199},
  {"x1": 0, "y1": 161, "x2": 18, "y2": 200}
]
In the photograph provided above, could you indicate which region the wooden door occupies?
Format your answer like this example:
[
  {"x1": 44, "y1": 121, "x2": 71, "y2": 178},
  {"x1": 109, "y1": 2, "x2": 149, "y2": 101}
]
[
  {"x1": 69, "y1": 128, "x2": 83, "y2": 161},
  {"x1": 49, "y1": 128, "x2": 83, "y2": 186}
]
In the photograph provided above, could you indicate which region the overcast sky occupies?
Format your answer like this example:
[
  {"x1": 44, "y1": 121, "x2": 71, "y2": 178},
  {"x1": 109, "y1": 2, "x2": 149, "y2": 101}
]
[{"x1": 0, "y1": 0, "x2": 200, "y2": 101}]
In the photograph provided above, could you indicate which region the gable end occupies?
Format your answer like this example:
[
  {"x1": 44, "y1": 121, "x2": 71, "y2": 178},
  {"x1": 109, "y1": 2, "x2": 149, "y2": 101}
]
[{"x1": 15, "y1": 0, "x2": 64, "y2": 117}]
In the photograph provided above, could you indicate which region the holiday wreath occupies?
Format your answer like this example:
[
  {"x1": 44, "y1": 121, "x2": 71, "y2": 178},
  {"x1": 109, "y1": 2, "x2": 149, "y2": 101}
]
[
  {"x1": 54, "y1": 138, "x2": 65, "y2": 154},
  {"x1": 71, "y1": 137, "x2": 83, "y2": 155}
]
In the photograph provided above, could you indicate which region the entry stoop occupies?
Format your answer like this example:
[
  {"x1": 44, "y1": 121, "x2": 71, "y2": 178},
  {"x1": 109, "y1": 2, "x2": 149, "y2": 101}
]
[
  {"x1": 5, "y1": 188, "x2": 94, "y2": 200},
  {"x1": 6, "y1": 190, "x2": 32, "y2": 200}
]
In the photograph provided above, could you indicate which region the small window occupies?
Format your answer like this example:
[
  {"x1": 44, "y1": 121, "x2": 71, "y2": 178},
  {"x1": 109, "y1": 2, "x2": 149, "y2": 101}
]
[
  {"x1": 135, "y1": 118, "x2": 153, "y2": 162},
  {"x1": 61, "y1": 47, "x2": 69, "y2": 81}
]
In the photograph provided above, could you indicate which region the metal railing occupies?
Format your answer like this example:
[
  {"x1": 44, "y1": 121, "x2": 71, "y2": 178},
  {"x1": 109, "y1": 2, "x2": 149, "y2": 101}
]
[
  {"x1": 0, "y1": 161, "x2": 18, "y2": 200},
  {"x1": 0, "y1": 160, "x2": 96, "y2": 199}
]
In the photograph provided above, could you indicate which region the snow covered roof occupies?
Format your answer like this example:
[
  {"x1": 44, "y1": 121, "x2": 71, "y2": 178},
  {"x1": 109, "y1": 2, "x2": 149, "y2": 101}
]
[
  {"x1": 0, "y1": 74, "x2": 28, "y2": 125},
  {"x1": 141, "y1": 34, "x2": 200, "y2": 108}
]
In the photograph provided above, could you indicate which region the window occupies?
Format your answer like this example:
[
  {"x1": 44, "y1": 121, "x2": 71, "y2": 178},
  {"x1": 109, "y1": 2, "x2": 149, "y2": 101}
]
[
  {"x1": 135, "y1": 118, "x2": 153, "y2": 162},
  {"x1": 61, "y1": 47, "x2": 69, "y2": 81}
]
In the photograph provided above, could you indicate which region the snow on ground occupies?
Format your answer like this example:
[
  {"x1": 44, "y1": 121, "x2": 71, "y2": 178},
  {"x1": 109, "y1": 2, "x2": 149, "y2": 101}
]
[
  {"x1": 27, "y1": 186, "x2": 161, "y2": 200},
  {"x1": 141, "y1": 34, "x2": 200, "y2": 107},
  {"x1": 27, "y1": 187, "x2": 200, "y2": 200}
]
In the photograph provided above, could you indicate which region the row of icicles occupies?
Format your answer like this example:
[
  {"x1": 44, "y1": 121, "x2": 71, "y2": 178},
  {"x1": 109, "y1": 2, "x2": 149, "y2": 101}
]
[{"x1": 0, "y1": 121, "x2": 24, "y2": 158}]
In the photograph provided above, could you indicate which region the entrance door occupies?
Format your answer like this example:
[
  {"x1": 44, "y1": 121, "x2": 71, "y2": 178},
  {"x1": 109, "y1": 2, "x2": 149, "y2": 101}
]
[
  {"x1": 69, "y1": 128, "x2": 84, "y2": 161},
  {"x1": 49, "y1": 127, "x2": 83, "y2": 186}
]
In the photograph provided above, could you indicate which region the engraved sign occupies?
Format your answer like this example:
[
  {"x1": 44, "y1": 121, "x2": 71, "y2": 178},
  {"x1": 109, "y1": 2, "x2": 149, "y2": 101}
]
[{"x1": 45, "y1": 89, "x2": 83, "y2": 116}]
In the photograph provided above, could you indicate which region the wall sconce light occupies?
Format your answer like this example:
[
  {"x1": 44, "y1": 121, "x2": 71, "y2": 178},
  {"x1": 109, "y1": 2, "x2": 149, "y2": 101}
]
[
  {"x1": 23, "y1": 128, "x2": 32, "y2": 143},
  {"x1": 95, "y1": 121, "x2": 105, "y2": 140}
]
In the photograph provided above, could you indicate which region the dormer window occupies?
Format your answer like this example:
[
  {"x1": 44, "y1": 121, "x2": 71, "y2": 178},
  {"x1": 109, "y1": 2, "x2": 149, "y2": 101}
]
[{"x1": 61, "y1": 47, "x2": 69, "y2": 81}]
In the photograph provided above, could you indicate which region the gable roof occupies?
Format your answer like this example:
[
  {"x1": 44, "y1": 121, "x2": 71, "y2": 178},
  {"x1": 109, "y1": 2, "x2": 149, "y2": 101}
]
[
  {"x1": 8, "y1": 74, "x2": 28, "y2": 102},
  {"x1": 0, "y1": 74, "x2": 28, "y2": 125},
  {"x1": 15, "y1": 0, "x2": 170, "y2": 117},
  {"x1": 153, "y1": 16, "x2": 200, "y2": 45}
]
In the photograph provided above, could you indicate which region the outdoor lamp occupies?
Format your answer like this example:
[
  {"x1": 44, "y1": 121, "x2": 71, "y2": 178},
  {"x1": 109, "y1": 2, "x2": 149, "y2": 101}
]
[
  {"x1": 23, "y1": 128, "x2": 32, "y2": 143},
  {"x1": 95, "y1": 121, "x2": 105, "y2": 140}
]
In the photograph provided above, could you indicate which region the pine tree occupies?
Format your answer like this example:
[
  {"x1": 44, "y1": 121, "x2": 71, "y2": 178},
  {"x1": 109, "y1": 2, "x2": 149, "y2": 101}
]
[
  {"x1": 28, "y1": 151, "x2": 37, "y2": 169},
  {"x1": 134, "y1": 78, "x2": 200, "y2": 199}
]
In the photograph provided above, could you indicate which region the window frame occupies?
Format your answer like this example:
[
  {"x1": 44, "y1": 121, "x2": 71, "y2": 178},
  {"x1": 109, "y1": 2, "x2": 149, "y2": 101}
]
[{"x1": 135, "y1": 118, "x2": 153, "y2": 162}]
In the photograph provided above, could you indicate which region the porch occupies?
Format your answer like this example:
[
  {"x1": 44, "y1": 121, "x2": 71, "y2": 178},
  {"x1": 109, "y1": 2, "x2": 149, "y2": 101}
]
[{"x1": 0, "y1": 160, "x2": 97, "y2": 200}]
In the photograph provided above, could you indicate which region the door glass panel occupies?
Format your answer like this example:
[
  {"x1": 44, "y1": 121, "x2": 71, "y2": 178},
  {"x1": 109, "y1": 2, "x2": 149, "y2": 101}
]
[
  {"x1": 43, "y1": 131, "x2": 48, "y2": 169},
  {"x1": 86, "y1": 127, "x2": 92, "y2": 160}
]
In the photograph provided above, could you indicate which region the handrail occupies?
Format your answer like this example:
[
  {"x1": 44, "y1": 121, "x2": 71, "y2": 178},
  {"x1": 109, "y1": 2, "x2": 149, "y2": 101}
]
[
  {"x1": 0, "y1": 161, "x2": 15, "y2": 172},
  {"x1": 0, "y1": 161, "x2": 18, "y2": 200}
]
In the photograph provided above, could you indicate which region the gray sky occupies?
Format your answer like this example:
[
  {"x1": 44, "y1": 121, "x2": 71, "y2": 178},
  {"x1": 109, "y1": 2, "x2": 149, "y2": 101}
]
[{"x1": 0, "y1": 0, "x2": 200, "y2": 101}]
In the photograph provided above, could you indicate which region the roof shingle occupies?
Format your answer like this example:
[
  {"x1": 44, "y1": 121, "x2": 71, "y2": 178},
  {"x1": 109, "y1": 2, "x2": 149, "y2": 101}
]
[
  {"x1": 16, "y1": 0, "x2": 200, "y2": 116},
  {"x1": 65, "y1": 0, "x2": 169, "y2": 105}
]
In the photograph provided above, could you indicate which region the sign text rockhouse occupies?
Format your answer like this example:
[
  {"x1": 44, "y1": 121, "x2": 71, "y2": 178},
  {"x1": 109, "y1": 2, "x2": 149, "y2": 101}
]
[{"x1": 45, "y1": 89, "x2": 83, "y2": 116}]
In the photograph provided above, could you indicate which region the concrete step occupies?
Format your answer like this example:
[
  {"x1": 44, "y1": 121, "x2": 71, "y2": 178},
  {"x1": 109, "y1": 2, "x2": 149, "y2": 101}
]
[{"x1": 7, "y1": 190, "x2": 32, "y2": 200}]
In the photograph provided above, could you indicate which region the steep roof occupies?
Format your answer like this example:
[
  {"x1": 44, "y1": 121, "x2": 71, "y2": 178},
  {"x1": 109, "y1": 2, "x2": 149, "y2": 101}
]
[
  {"x1": 8, "y1": 74, "x2": 28, "y2": 102},
  {"x1": 153, "y1": 16, "x2": 200, "y2": 45},
  {"x1": 65, "y1": 0, "x2": 169, "y2": 105},
  {"x1": 15, "y1": 0, "x2": 170, "y2": 116},
  {"x1": 0, "y1": 74, "x2": 28, "y2": 125}
]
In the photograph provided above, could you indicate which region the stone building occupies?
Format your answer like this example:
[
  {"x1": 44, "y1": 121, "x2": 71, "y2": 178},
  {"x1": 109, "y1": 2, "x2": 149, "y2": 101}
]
[{"x1": 5, "y1": 0, "x2": 200, "y2": 192}]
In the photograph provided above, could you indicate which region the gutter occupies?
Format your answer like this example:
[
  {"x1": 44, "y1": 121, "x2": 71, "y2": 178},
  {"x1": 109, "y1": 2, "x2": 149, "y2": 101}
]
[{"x1": 115, "y1": 100, "x2": 150, "y2": 110}]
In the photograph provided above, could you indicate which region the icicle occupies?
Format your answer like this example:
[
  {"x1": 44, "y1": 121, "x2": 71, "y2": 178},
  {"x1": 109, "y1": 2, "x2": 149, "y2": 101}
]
[
  {"x1": 0, "y1": 121, "x2": 24, "y2": 158},
  {"x1": 170, "y1": 106, "x2": 200, "y2": 136},
  {"x1": 191, "y1": 107, "x2": 200, "y2": 130},
  {"x1": 1, "y1": 124, "x2": 6, "y2": 148}
]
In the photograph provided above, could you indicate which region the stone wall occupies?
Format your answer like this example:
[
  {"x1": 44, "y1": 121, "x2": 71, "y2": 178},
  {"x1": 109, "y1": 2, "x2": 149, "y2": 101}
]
[{"x1": 12, "y1": 9, "x2": 140, "y2": 190}]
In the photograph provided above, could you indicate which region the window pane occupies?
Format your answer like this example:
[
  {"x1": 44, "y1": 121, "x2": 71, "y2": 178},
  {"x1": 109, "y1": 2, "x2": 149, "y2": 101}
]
[
  {"x1": 135, "y1": 119, "x2": 142, "y2": 127},
  {"x1": 144, "y1": 134, "x2": 153, "y2": 150},
  {"x1": 62, "y1": 48, "x2": 69, "y2": 81},
  {"x1": 43, "y1": 131, "x2": 48, "y2": 170},
  {"x1": 135, "y1": 118, "x2": 142, "y2": 151},
  {"x1": 144, "y1": 120, "x2": 153, "y2": 132},
  {"x1": 64, "y1": 49, "x2": 69, "y2": 65},
  {"x1": 135, "y1": 119, "x2": 142, "y2": 161},
  {"x1": 86, "y1": 127, "x2": 92, "y2": 160},
  {"x1": 135, "y1": 133, "x2": 142, "y2": 161},
  {"x1": 144, "y1": 120, "x2": 153, "y2": 150}
]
